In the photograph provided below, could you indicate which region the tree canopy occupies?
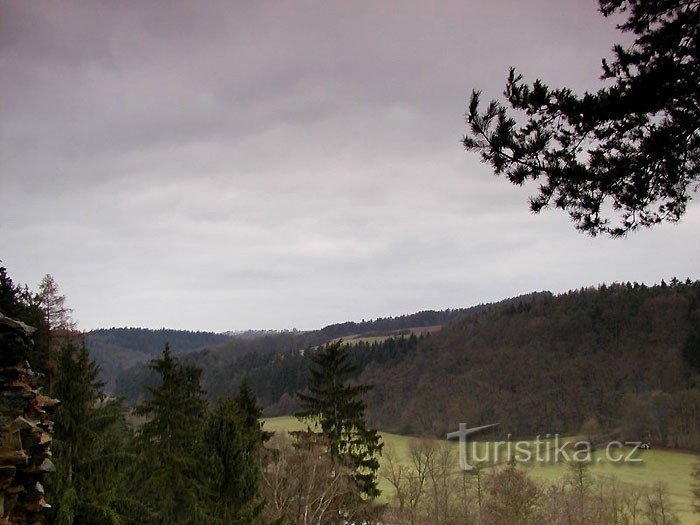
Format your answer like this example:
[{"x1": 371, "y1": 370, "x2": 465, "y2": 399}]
[
  {"x1": 463, "y1": 0, "x2": 699, "y2": 236},
  {"x1": 133, "y1": 345, "x2": 212, "y2": 524},
  {"x1": 297, "y1": 341, "x2": 383, "y2": 499}
]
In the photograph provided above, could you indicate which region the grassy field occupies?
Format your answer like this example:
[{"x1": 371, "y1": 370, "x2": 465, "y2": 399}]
[
  {"x1": 330, "y1": 325, "x2": 443, "y2": 346},
  {"x1": 263, "y1": 416, "x2": 698, "y2": 523}
]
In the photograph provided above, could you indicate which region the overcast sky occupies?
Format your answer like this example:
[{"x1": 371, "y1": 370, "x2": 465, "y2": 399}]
[{"x1": 1, "y1": 0, "x2": 698, "y2": 332}]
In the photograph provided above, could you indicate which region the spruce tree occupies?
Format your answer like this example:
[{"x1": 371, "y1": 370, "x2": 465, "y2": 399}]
[
  {"x1": 234, "y1": 379, "x2": 272, "y2": 444},
  {"x1": 52, "y1": 340, "x2": 103, "y2": 486},
  {"x1": 49, "y1": 340, "x2": 140, "y2": 525},
  {"x1": 0, "y1": 264, "x2": 52, "y2": 385},
  {"x1": 206, "y1": 382, "x2": 268, "y2": 524},
  {"x1": 133, "y1": 345, "x2": 212, "y2": 524},
  {"x1": 297, "y1": 340, "x2": 383, "y2": 498}
]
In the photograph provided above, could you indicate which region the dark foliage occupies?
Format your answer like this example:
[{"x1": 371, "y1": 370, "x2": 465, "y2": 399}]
[
  {"x1": 114, "y1": 294, "x2": 548, "y2": 405},
  {"x1": 206, "y1": 382, "x2": 268, "y2": 524},
  {"x1": 131, "y1": 345, "x2": 214, "y2": 524},
  {"x1": 364, "y1": 280, "x2": 700, "y2": 448},
  {"x1": 464, "y1": 0, "x2": 700, "y2": 236},
  {"x1": 86, "y1": 327, "x2": 232, "y2": 393},
  {"x1": 297, "y1": 341, "x2": 384, "y2": 498},
  {"x1": 0, "y1": 263, "x2": 52, "y2": 381}
]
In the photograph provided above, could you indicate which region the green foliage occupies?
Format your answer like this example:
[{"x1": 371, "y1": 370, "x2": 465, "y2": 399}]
[
  {"x1": 0, "y1": 263, "x2": 51, "y2": 380},
  {"x1": 0, "y1": 264, "x2": 39, "y2": 322},
  {"x1": 88, "y1": 327, "x2": 232, "y2": 395},
  {"x1": 52, "y1": 341, "x2": 104, "y2": 458},
  {"x1": 297, "y1": 340, "x2": 384, "y2": 498},
  {"x1": 464, "y1": 0, "x2": 699, "y2": 236},
  {"x1": 206, "y1": 382, "x2": 267, "y2": 524},
  {"x1": 131, "y1": 345, "x2": 214, "y2": 525},
  {"x1": 48, "y1": 340, "x2": 141, "y2": 525}
]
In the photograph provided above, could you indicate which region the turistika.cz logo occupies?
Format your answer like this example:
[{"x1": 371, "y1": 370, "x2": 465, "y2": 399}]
[{"x1": 447, "y1": 423, "x2": 646, "y2": 471}]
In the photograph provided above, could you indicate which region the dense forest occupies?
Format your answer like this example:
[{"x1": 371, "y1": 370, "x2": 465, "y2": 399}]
[
  {"x1": 112, "y1": 293, "x2": 547, "y2": 404},
  {"x1": 0, "y1": 263, "x2": 399, "y2": 524},
  {"x1": 86, "y1": 327, "x2": 233, "y2": 391},
  {"x1": 112, "y1": 281, "x2": 700, "y2": 453},
  {"x1": 2, "y1": 264, "x2": 699, "y2": 524},
  {"x1": 363, "y1": 280, "x2": 700, "y2": 448}
]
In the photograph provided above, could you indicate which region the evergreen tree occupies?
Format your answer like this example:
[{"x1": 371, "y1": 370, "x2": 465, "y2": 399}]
[
  {"x1": 49, "y1": 340, "x2": 140, "y2": 525},
  {"x1": 464, "y1": 0, "x2": 699, "y2": 236},
  {"x1": 0, "y1": 263, "x2": 51, "y2": 381},
  {"x1": 0, "y1": 264, "x2": 31, "y2": 319},
  {"x1": 297, "y1": 340, "x2": 383, "y2": 498},
  {"x1": 234, "y1": 379, "x2": 272, "y2": 444},
  {"x1": 52, "y1": 340, "x2": 103, "y2": 486},
  {"x1": 206, "y1": 383, "x2": 267, "y2": 524},
  {"x1": 133, "y1": 345, "x2": 213, "y2": 524}
]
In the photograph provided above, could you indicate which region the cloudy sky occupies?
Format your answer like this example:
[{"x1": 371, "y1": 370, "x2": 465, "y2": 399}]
[{"x1": 1, "y1": 0, "x2": 698, "y2": 332}]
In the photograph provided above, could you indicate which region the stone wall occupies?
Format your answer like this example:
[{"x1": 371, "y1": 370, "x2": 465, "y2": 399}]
[{"x1": 0, "y1": 314, "x2": 57, "y2": 525}]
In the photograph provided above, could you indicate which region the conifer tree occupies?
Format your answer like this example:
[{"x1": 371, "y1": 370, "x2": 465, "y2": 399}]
[
  {"x1": 52, "y1": 340, "x2": 103, "y2": 486},
  {"x1": 464, "y1": 0, "x2": 699, "y2": 236},
  {"x1": 235, "y1": 379, "x2": 272, "y2": 444},
  {"x1": 49, "y1": 340, "x2": 140, "y2": 525},
  {"x1": 206, "y1": 383, "x2": 267, "y2": 524},
  {"x1": 37, "y1": 274, "x2": 76, "y2": 390},
  {"x1": 0, "y1": 264, "x2": 50, "y2": 379},
  {"x1": 37, "y1": 275, "x2": 75, "y2": 333},
  {"x1": 297, "y1": 340, "x2": 383, "y2": 498},
  {"x1": 133, "y1": 345, "x2": 212, "y2": 524}
]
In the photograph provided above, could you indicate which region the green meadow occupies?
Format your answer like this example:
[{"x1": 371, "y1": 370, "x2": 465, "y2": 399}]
[{"x1": 263, "y1": 416, "x2": 698, "y2": 523}]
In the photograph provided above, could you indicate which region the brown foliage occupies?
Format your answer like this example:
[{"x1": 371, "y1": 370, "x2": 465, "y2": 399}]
[{"x1": 363, "y1": 283, "x2": 700, "y2": 446}]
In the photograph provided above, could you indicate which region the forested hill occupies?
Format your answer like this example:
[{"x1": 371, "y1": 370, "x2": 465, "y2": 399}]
[
  {"x1": 88, "y1": 327, "x2": 232, "y2": 355},
  {"x1": 362, "y1": 280, "x2": 700, "y2": 449},
  {"x1": 107, "y1": 282, "x2": 700, "y2": 451},
  {"x1": 112, "y1": 295, "x2": 546, "y2": 402},
  {"x1": 86, "y1": 328, "x2": 232, "y2": 392}
]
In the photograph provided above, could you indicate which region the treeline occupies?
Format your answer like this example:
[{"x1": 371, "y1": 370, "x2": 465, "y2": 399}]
[
  {"x1": 88, "y1": 327, "x2": 232, "y2": 356},
  {"x1": 112, "y1": 293, "x2": 547, "y2": 404},
  {"x1": 112, "y1": 280, "x2": 700, "y2": 451},
  {"x1": 86, "y1": 327, "x2": 233, "y2": 392},
  {"x1": 315, "y1": 292, "x2": 550, "y2": 339},
  {"x1": 116, "y1": 332, "x2": 424, "y2": 408},
  {"x1": 363, "y1": 280, "x2": 700, "y2": 448},
  {"x1": 2, "y1": 262, "x2": 699, "y2": 522}
]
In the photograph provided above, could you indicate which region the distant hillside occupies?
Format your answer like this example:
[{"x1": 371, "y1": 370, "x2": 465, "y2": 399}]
[
  {"x1": 113, "y1": 293, "x2": 549, "y2": 403},
  {"x1": 362, "y1": 280, "x2": 700, "y2": 450},
  {"x1": 86, "y1": 327, "x2": 231, "y2": 392}
]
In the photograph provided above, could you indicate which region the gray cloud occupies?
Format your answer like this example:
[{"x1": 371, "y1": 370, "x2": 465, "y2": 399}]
[{"x1": 1, "y1": 0, "x2": 698, "y2": 331}]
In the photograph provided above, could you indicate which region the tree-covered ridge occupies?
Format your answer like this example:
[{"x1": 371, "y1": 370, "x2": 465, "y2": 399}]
[
  {"x1": 364, "y1": 279, "x2": 700, "y2": 445},
  {"x1": 101, "y1": 280, "x2": 700, "y2": 451},
  {"x1": 116, "y1": 331, "x2": 425, "y2": 408},
  {"x1": 113, "y1": 293, "x2": 549, "y2": 403},
  {"x1": 85, "y1": 328, "x2": 233, "y2": 393},
  {"x1": 88, "y1": 327, "x2": 232, "y2": 355}
]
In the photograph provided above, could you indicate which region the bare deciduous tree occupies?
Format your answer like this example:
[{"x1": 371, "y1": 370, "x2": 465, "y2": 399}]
[{"x1": 260, "y1": 432, "x2": 358, "y2": 525}]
